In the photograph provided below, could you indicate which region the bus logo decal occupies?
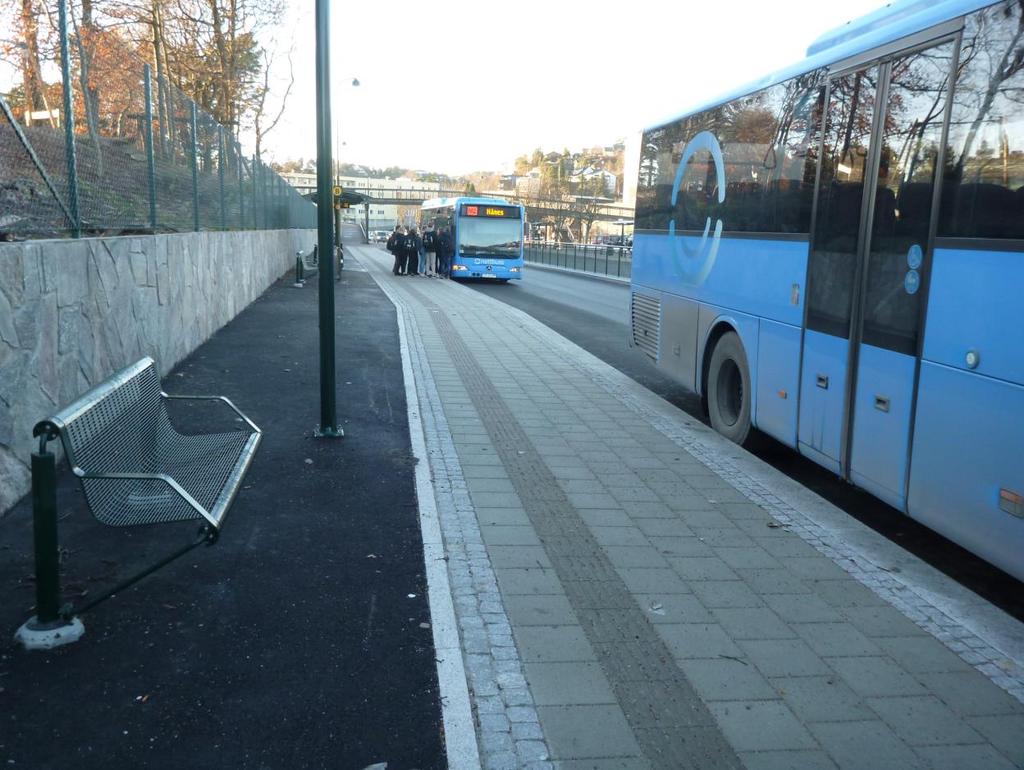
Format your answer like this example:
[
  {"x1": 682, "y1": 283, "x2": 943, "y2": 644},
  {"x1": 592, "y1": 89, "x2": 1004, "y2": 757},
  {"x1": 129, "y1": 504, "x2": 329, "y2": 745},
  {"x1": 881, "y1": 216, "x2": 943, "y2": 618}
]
[{"x1": 668, "y1": 130, "x2": 726, "y2": 285}]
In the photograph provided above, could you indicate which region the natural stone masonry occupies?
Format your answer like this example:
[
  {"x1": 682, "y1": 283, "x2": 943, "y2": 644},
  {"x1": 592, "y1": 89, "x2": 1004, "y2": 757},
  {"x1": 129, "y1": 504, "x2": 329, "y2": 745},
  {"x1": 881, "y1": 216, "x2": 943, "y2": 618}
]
[
  {"x1": 0, "y1": 229, "x2": 314, "y2": 514},
  {"x1": 355, "y1": 246, "x2": 1024, "y2": 770}
]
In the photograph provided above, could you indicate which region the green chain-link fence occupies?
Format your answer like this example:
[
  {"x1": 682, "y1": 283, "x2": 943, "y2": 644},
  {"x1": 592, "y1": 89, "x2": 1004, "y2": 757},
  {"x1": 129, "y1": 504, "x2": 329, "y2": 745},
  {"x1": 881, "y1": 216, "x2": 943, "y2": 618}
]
[{"x1": 0, "y1": 0, "x2": 313, "y2": 239}]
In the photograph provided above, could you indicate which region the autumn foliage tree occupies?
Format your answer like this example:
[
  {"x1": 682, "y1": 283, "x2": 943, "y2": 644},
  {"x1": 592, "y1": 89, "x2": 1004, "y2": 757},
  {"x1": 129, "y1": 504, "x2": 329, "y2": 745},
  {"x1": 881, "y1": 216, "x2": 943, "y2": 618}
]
[{"x1": 1, "y1": 0, "x2": 290, "y2": 147}]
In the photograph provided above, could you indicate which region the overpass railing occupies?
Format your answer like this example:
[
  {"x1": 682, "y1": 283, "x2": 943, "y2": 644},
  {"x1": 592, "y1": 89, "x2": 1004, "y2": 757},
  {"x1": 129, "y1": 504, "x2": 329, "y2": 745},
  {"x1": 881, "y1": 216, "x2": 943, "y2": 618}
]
[
  {"x1": 524, "y1": 240, "x2": 632, "y2": 280},
  {"x1": 0, "y1": 4, "x2": 314, "y2": 239}
]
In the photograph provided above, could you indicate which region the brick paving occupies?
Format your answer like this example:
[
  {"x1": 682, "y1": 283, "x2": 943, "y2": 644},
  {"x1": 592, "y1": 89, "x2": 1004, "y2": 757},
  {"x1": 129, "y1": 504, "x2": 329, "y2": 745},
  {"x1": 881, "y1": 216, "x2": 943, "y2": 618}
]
[{"x1": 356, "y1": 245, "x2": 1024, "y2": 770}]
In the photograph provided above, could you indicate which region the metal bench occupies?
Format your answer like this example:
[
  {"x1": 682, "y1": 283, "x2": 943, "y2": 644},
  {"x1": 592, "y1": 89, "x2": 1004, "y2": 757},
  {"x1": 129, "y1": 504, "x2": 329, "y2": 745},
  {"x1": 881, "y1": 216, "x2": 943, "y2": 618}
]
[
  {"x1": 14, "y1": 357, "x2": 262, "y2": 650},
  {"x1": 294, "y1": 244, "x2": 344, "y2": 286},
  {"x1": 294, "y1": 246, "x2": 319, "y2": 285}
]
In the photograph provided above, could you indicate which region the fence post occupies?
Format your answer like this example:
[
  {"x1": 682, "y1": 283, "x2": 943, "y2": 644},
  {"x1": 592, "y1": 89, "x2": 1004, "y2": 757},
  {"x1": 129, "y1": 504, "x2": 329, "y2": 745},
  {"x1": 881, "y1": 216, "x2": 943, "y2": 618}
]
[
  {"x1": 250, "y1": 155, "x2": 258, "y2": 229},
  {"x1": 143, "y1": 65, "x2": 158, "y2": 231},
  {"x1": 256, "y1": 155, "x2": 265, "y2": 229},
  {"x1": 156, "y1": 75, "x2": 167, "y2": 158},
  {"x1": 190, "y1": 103, "x2": 199, "y2": 231},
  {"x1": 274, "y1": 175, "x2": 281, "y2": 229},
  {"x1": 57, "y1": 0, "x2": 80, "y2": 237},
  {"x1": 237, "y1": 141, "x2": 244, "y2": 229},
  {"x1": 217, "y1": 126, "x2": 226, "y2": 229}
]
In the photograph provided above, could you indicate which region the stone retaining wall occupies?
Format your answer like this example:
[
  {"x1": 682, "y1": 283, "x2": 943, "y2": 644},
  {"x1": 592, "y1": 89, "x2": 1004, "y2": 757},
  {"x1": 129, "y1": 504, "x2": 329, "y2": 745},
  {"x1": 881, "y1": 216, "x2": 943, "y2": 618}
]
[{"x1": 0, "y1": 229, "x2": 315, "y2": 514}]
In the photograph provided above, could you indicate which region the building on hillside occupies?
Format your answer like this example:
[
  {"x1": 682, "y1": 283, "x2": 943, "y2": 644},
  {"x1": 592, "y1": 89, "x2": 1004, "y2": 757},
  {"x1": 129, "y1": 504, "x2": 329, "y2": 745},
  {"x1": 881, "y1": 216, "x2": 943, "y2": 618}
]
[{"x1": 570, "y1": 167, "x2": 618, "y2": 198}]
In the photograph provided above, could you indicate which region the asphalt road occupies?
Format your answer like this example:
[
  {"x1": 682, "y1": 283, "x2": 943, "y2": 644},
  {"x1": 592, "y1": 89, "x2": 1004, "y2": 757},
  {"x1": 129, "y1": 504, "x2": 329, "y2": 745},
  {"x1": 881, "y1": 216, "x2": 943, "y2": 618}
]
[{"x1": 467, "y1": 265, "x2": 1024, "y2": 622}]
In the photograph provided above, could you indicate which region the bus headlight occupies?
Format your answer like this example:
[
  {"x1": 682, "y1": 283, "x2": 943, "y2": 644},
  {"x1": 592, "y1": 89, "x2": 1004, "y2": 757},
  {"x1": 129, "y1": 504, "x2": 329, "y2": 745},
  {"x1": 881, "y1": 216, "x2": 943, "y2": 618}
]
[
  {"x1": 452, "y1": 264, "x2": 468, "y2": 272},
  {"x1": 510, "y1": 267, "x2": 520, "y2": 272}
]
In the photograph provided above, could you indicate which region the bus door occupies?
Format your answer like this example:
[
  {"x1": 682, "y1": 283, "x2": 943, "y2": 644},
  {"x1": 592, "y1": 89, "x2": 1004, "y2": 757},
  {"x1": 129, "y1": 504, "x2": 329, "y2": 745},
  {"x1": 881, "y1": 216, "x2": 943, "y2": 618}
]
[{"x1": 800, "y1": 38, "x2": 955, "y2": 509}]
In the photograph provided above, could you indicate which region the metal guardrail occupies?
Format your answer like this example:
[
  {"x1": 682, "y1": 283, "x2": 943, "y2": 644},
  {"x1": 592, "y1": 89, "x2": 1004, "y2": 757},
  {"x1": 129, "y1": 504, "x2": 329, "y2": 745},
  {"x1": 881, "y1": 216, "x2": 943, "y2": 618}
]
[{"x1": 524, "y1": 241, "x2": 632, "y2": 279}]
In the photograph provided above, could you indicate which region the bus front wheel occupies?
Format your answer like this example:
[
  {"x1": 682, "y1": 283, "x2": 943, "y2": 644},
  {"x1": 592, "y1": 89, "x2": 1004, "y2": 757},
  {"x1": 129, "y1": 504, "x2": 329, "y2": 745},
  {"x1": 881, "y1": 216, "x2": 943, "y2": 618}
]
[{"x1": 707, "y1": 331, "x2": 752, "y2": 446}]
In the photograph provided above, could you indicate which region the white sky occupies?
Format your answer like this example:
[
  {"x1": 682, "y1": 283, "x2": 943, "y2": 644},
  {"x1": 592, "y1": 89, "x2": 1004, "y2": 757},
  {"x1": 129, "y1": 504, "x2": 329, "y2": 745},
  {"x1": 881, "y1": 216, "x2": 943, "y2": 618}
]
[
  {"x1": 0, "y1": 1, "x2": 890, "y2": 174},
  {"x1": 259, "y1": 0, "x2": 890, "y2": 174}
]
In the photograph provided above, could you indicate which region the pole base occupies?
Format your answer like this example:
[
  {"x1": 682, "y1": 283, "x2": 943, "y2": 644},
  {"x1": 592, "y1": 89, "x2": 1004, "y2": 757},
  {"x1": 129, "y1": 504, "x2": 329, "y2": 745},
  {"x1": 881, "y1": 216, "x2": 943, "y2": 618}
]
[
  {"x1": 314, "y1": 425, "x2": 344, "y2": 439},
  {"x1": 14, "y1": 615, "x2": 85, "y2": 650}
]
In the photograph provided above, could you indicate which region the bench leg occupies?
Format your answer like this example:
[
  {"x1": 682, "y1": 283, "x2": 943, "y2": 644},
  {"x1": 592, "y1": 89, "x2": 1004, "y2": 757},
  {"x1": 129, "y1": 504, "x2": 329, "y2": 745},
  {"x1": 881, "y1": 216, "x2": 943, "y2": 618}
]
[{"x1": 14, "y1": 449, "x2": 84, "y2": 650}]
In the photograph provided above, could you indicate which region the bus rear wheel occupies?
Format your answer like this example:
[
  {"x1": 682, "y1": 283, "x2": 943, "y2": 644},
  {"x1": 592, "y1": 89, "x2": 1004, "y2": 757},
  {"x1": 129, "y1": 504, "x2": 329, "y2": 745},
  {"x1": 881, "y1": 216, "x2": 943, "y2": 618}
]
[{"x1": 707, "y1": 331, "x2": 753, "y2": 446}]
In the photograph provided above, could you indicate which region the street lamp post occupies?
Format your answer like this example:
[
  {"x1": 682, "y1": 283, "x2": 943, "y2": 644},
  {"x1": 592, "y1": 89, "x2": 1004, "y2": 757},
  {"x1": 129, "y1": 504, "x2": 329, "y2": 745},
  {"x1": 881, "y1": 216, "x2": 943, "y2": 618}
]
[{"x1": 314, "y1": 0, "x2": 341, "y2": 438}]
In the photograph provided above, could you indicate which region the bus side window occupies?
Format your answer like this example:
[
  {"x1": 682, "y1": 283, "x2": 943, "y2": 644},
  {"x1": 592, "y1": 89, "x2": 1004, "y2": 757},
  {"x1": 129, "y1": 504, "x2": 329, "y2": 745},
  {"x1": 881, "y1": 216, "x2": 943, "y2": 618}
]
[{"x1": 940, "y1": 1, "x2": 1024, "y2": 241}]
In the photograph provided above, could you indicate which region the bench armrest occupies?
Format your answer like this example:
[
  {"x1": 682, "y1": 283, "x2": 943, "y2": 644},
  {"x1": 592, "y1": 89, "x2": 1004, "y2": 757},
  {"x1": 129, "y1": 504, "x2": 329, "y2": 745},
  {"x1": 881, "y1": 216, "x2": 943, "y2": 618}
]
[
  {"x1": 160, "y1": 393, "x2": 262, "y2": 434},
  {"x1": 76, "y1": 470, "x2": 219, "y2": 528}
]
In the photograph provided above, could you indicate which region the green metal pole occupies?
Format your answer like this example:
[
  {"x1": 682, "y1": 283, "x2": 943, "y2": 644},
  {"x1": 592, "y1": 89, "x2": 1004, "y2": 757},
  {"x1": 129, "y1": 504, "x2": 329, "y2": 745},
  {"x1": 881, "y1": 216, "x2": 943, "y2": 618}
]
[
  {"x1": 143, "y1": 64, "x2": 157, "y2": 230},
  {"x1": 237, "y1": 141, "x2": 244, "y2": 228},
  {"x1": 31, "y1": 449, "x2": 61, "y2": 624},
  {"x1": 314, "y1": 0, "x2": 340, "y2": 437},
  {"x1": 156, "y1": 75, "x2": 167, "y2": 159},
  {"x1": 190, "y1": 103, "x2": 199, "y2": 231},
  {"x1": 251, "y1": 155, "x2": 258, "y2": 229},
  {"x1": 258, "y1": 156, "x2": 266, "y2": 229},
  {"x1": 57, "y1": 0, "x2": 80, "y2": 237},
  {"x1": 218, "y1": 126, "x2": 226, "y2": 229}
]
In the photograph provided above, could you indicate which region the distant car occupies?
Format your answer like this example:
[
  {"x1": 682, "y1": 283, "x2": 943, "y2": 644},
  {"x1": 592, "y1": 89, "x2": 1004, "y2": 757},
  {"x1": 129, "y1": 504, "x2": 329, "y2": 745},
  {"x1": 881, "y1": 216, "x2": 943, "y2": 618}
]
[{"x1": 372, "y1": 230, "x2": 390, "y2": 243}]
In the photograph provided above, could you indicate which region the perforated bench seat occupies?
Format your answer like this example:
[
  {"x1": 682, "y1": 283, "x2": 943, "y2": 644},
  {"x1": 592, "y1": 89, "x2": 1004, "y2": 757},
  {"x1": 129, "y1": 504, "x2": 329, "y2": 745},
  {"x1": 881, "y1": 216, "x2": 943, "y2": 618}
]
[{"x1": 33, "y1": 357, "x2": 262, "y2": 531}]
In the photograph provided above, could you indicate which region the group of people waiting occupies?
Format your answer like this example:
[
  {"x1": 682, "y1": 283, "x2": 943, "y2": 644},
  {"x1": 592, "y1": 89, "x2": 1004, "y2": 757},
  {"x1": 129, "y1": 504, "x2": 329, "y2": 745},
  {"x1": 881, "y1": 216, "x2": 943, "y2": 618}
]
[{"x1": 386, "y1": 223, "x2": 454, "y2": 278}]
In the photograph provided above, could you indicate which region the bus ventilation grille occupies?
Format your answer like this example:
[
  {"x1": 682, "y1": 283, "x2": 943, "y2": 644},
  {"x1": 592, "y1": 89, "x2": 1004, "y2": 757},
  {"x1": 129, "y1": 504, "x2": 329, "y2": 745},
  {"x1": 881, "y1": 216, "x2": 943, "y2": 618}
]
[{"x1": 631, "y1": 293, "x2": 660, "y2": 361}]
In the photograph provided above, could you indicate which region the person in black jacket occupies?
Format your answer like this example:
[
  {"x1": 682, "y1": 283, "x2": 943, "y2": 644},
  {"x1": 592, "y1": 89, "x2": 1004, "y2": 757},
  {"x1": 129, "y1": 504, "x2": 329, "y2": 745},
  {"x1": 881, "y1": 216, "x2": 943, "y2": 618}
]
[
  {"x1": 436, "y1": 226, "x2": 453, "y2": 279},
  {"x1": 387, "y1": 225, "x2": 405, "y2": 275},
  {"x1": 405, "y1": 226, "x2": 422, "y2": 276},
  {"x1": 422, "y1": 225, "x2": 437, "y2": 277}
]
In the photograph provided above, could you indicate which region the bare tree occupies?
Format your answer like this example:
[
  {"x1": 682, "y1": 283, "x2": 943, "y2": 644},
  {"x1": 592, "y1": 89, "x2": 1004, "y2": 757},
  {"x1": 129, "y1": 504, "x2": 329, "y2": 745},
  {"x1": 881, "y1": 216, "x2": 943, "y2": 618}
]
[{"x1": 252, "y1": 45, "x2": 293, "y2": 158}]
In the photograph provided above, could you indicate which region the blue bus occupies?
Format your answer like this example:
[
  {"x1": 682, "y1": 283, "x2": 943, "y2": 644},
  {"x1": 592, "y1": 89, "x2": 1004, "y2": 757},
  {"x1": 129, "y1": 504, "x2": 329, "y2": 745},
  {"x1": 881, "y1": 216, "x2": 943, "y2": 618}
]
[
  {"x1": 630, "y1": 0, "x2": 1023, "y2": 580},
  {"x1": 421, "y1": 196, "x2": 525, "y2": 281}
]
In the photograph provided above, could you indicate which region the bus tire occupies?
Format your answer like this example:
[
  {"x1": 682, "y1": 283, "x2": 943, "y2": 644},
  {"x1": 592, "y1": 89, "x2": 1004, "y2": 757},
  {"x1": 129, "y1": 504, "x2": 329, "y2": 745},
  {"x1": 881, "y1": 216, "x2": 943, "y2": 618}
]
[{"x1": 707, "y1": 331, "x2": 753, "y2": 446}]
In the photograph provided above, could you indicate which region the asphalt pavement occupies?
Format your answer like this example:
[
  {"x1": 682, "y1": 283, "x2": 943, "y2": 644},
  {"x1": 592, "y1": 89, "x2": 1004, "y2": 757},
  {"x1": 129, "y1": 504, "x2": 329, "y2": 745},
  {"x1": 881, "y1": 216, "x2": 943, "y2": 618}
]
[{"x1": 0, "y1": 259, "x2": 445, "y2": 769}]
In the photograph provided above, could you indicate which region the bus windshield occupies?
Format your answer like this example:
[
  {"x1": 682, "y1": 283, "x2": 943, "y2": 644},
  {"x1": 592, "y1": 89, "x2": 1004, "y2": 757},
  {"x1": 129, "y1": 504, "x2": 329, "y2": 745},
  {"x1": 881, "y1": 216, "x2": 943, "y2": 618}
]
[{"x1": 459, "y1": 217, "x2": 522, "y2": 257}]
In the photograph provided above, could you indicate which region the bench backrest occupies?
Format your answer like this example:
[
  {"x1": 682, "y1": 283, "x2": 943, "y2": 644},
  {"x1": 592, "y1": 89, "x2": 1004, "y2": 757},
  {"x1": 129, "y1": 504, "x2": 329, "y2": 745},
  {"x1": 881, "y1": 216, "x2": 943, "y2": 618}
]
[
  {"x1": 34, "y1": 357, "x2": 181, "y2": 526},
  {"x1": 37, "y1": 357, "x2": 163, "y2": 471}
]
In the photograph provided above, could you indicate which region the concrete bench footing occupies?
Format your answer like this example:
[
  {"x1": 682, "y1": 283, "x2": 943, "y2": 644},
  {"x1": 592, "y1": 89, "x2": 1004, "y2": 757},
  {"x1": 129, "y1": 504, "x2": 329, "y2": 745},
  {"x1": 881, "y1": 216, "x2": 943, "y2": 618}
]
[{"x1": 15, "y1": 616, "x2": 85, "y2": 650}]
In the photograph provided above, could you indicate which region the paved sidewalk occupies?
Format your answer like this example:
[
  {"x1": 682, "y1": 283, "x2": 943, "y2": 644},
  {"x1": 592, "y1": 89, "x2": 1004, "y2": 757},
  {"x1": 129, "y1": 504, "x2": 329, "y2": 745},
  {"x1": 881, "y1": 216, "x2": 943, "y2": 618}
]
[{"x1": 354, "y1": 245, "x2": 1024, "y2": 770}]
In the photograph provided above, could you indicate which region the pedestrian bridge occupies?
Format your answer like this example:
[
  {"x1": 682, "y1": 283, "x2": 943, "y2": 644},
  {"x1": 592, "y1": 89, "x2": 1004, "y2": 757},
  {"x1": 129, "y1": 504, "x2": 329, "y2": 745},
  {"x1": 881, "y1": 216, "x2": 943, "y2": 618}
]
[{"x1": 295, "y1": 186, "x2": 635, "y2": 224}]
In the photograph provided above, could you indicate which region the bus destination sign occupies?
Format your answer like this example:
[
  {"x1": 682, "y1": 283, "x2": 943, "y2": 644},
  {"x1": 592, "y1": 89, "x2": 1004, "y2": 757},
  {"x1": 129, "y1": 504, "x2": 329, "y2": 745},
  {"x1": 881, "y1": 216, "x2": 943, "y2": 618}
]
[{"x1": 461, "y1": 204, "x2": 521, "y2": 219}]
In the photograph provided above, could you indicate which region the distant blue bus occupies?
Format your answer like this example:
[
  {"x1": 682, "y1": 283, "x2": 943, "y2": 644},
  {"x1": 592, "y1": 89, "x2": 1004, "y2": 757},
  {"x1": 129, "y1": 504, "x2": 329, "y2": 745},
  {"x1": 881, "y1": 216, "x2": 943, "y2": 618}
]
[
  {"x1": 630, "y1": 0, "x2": 1024, "y2": 580},
  {"x1": 421, "y1": 196, "x2": 525, "y2": 281}
]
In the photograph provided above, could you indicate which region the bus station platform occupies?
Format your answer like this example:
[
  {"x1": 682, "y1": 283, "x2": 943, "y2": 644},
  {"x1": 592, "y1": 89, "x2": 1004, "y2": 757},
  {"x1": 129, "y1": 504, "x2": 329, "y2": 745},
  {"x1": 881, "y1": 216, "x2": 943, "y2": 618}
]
[
  {"x1": 350, "y1": 243, "x2": 1024, "y2": 770},
  {"x1": 0, "y1": 238, "x2": 1021, "y2": 769}
]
